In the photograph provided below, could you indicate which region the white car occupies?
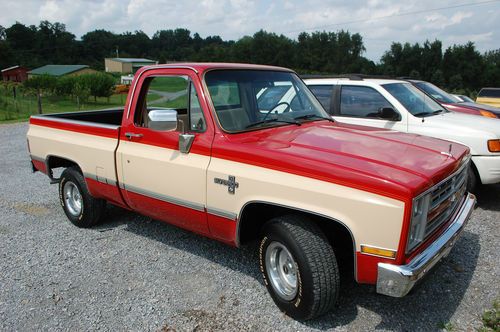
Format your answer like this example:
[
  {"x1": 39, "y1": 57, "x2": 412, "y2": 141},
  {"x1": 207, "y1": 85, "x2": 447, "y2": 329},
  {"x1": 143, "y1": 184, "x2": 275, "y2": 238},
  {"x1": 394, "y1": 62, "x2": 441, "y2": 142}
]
[{"x1": 300, "y1": 77, "x2": 500, "y2": 190}]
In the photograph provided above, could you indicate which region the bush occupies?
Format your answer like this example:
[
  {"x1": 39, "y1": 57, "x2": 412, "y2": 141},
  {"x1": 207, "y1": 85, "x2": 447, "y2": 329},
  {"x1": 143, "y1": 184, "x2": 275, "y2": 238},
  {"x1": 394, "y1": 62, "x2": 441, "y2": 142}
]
[
  {"x1": 55, "y1": 76, "x2": 77, "y2": 96},
  {"x1": 78, "y1": 73, "x2": 115, "y2": 101},
  {"x1": 23, "y1": 74, "x2": 57, "y2": 95}
]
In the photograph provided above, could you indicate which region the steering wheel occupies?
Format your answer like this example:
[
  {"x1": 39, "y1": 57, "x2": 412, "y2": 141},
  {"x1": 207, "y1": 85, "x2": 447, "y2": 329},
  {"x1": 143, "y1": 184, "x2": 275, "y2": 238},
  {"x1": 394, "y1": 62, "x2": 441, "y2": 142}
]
[{"x1": 261, "y1": 102, "x2": 291, "y2": 121}]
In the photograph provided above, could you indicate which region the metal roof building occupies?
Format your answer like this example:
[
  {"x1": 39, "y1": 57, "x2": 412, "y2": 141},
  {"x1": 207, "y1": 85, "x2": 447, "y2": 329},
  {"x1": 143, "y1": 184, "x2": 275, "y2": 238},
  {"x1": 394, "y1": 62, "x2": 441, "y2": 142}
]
[
  {"x1": 28, "y1": 65, "x2": 96, "y2": 77},
  {"x1": 105, "y1": 58, "x2": 157, "y2": 74}
]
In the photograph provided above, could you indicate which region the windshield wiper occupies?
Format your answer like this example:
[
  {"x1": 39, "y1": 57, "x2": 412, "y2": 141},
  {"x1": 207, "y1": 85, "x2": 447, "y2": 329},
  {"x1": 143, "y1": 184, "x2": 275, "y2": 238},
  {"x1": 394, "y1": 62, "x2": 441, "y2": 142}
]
[
  {"x1": 413, "y1": 109, "x2": 447, "y2": 118},
  {"x1": 294, "y1": 114, "x2": 334, "y2": 122},
  {"x1": 245, "y1": 118, "x2": 301, "y2": 129},
  {"x1": 431, "y1": 109, "x2": 446, "y2": 114}
]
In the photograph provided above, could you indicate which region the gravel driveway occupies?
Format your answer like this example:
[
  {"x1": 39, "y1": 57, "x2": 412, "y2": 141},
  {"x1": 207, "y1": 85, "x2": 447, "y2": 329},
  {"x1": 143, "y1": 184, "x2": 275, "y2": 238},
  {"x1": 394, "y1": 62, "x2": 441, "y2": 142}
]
[{"x1": 0, "y1": 122, "x2": 498, "y2": 331}]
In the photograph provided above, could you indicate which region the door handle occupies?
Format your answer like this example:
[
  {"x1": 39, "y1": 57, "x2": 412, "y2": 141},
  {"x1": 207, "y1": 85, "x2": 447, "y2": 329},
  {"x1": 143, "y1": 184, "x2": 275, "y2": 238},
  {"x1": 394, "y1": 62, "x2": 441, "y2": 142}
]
[{"x1": 125, "y1": 132, "x2": 143, "y2": 140}]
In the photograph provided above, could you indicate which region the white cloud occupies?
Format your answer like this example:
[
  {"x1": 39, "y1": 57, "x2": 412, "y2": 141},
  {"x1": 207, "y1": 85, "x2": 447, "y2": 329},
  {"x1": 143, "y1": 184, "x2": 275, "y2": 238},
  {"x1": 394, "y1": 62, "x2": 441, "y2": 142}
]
[{"x1": 0, "y1": 0, "x2": 499, "y2": 61}]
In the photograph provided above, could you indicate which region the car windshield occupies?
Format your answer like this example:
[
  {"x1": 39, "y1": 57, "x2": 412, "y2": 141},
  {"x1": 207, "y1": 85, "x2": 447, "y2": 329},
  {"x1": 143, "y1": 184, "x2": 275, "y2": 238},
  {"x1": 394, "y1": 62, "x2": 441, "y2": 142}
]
[
  {"x1": 414, "y1": 82, "x2": 456, "y2": 103},
  {"x1": 383, "y1": 83, "x2": 447, "y2": 117},
  {"x1": 205, "y1": 70, "x2": 329, "y2": 132}
]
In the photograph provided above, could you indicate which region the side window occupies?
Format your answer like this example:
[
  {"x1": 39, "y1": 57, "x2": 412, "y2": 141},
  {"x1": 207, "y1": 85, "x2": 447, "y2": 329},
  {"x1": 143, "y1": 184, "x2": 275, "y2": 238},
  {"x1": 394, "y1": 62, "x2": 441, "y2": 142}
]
[
  {"x1": 134, "y1": 75, "x2": 206, "y2": 132},
  {"x1": 340, "y1": 86, "x2": 394, "y2": 119},
  {"x1": 189, "y1": 82, "x2": 206, "y2": 132},
  {"x1": 308, "y1": 85, "x2": 334, "y2": 112}
]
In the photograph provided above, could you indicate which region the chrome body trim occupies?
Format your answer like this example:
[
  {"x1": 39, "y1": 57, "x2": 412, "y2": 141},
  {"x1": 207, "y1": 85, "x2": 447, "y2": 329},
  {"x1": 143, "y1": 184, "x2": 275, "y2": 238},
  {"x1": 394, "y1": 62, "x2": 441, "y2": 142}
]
[
  {"x1": 236, "y1": 200, "x2": 358, "y2": 281},
  {"x1": 126, "y1": 65, "x2": 199, "y2": 119},
  {"x1": 123, "y1": 183, "x2": 205, "y2": 212},
  {"x1": 407, "y1": 155, "x2": 471, "y2": 253},
  {"x1": 82, "y1": 172, "x2": 117, "y2": 186},
  {"x1": 30, "y1": 115, "x2": 120, "y2": 131},
  {"x1": 377, "y1": 193, "x2": 476, "y2": 297},
  {"x1": 206, "y1": 207, "x2": 237, "y2": 221}
]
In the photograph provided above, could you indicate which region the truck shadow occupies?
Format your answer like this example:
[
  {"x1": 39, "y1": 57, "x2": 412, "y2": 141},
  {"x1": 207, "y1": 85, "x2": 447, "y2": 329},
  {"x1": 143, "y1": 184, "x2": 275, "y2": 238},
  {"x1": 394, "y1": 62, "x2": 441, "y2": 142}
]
[
  {"x1": 303, "y1": 230, "x2": 480, "y2": 331},
  {"x1": 475, "y1": 184, "x2": 500, "y2": 212},
  {"x1": 94, "y1": 207, "x2": 480, "y2": 331}
]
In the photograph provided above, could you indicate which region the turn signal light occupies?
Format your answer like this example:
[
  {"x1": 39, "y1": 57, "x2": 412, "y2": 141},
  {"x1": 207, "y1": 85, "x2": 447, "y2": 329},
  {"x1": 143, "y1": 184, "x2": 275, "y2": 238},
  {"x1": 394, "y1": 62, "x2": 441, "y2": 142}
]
[
  {"x1": 480, "y1": 110, "x2": 498, "y2": 118},
  {"x1": 488, "y1": 139, "x2": 500, "y2": 152},
  {"x1": 360, "y1": 245, "x2": 397, "y2": 259}
]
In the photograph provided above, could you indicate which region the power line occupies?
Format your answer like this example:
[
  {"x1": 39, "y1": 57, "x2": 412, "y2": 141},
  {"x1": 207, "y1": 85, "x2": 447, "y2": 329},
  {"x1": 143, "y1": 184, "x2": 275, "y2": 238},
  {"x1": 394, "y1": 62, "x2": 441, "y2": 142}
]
[{"x1": 282, "y1": 0, "x2": 500, "y2": 34}]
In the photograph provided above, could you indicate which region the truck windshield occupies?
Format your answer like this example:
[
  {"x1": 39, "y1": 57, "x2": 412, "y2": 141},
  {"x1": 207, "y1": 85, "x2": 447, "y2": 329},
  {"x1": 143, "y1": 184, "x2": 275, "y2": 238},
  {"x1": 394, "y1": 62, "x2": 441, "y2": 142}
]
[
  {"x1": 205, "y1": 70, "x2": 329, "y2": 132},
  {"x1": 383, "y1": 83, "x2": 447, "y2": 117},
  {"x1": 414, "y1": 82, "x2": 456, "y2": 104}
]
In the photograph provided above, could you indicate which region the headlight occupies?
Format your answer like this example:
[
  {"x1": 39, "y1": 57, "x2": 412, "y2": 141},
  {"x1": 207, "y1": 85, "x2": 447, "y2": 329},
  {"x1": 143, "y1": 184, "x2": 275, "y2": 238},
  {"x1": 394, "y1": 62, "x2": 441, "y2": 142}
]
[{"x1": 407, "y1": 193, "x2": 431, "y2": 253}]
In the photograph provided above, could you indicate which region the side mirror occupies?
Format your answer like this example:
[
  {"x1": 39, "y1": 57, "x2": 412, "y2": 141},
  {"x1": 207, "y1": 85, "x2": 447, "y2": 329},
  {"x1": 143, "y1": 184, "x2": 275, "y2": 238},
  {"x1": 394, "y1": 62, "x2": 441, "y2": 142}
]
[
  {"x1": 148, "y1": 109, "x2": 178, "y2": 131},
  {"x1": 378, "y1": 107, "x2": 401, "y2": 121}
]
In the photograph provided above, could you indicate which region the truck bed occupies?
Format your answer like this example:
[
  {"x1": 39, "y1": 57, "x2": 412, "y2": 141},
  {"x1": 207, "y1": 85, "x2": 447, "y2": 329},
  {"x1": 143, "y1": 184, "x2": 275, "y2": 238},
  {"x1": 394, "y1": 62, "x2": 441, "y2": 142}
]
[{"x1": 32, "y1": 108, "x2": 124, "y2": 126}]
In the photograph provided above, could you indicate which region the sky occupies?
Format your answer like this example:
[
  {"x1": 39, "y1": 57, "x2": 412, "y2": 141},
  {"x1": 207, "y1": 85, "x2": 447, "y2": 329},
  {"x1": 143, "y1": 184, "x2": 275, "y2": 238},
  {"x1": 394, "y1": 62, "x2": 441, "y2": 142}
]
[{"x1": 1, "y1": 0, "x2": 499, "y2": 61}]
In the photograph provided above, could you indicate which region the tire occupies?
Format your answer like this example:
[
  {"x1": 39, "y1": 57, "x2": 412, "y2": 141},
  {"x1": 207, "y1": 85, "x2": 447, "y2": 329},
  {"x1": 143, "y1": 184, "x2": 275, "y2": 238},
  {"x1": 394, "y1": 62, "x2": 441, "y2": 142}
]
[
  {"x1": 259, "y1": 215, "x2": 339, "y2": 320},
  {"x1": 59, "y1": 167, "x2": 106, "y2": 228},
  {"x1": 466, "y1": 163, "x2": 479, "y2": 193}
]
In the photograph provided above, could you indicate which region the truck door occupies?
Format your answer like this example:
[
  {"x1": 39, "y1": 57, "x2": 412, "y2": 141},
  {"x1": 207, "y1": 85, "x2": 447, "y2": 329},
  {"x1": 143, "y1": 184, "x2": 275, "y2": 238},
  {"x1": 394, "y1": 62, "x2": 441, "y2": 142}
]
[{"x1": 116, "y1": 69, "x2": 213, "y2": 235}]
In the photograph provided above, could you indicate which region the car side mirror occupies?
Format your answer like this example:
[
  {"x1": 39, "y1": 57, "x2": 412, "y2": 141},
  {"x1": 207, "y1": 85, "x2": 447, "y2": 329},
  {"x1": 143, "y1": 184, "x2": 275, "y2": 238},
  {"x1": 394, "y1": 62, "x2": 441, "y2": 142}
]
[
  {"x1": 148, "y1": 109, "x2": 178, "y2": 131},
  {"x1": 378, "y1": 107, "x2": 401, "y2": 121}
]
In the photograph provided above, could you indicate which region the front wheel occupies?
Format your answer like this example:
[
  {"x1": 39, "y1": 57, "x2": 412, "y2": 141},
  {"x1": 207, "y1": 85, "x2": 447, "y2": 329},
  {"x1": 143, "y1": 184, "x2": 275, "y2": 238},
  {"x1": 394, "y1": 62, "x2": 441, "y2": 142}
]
[
  {"x1": 59, "y1": 167, "x2": 106, "y2": 228},
  {"x1": 466, "y1": 163, "x2": 479, "y2": 193},
  {"x1": 259, "y1": 215, "x2": 339, "y2": 320}
]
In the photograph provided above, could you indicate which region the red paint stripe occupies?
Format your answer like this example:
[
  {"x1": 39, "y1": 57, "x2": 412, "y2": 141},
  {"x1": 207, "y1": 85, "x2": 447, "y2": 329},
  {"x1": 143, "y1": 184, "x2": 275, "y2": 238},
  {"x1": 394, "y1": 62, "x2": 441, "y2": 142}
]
[
  {"x1": 85, "y1": 178, "x2": 128, "y2": 209},
  {"x1": 356, "y1": 252, "x2": 395, "y2": 284},
  {"x1": 207, "y1": 213, "x2": 237, "y2": 245},
  {"x1": 30, "y1": 117, "x2": 119, "y2": 139},
  {"x1": 32, "y1": 159, "x2": 47, "y2": 174}
]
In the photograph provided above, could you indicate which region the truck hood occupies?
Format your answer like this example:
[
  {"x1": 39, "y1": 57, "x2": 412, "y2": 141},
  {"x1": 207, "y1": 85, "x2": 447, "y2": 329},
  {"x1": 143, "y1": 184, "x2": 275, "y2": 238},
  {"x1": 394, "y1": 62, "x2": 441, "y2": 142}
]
[
  {"x1": 415, "y1": 111, "x2": 500, "y2": 139},
  {"x1": 214, "y1": 121, "x2": 470, "y2": 199},
  {"x1": 442, "y1": 102, "x2": 500, "y2": 117}
]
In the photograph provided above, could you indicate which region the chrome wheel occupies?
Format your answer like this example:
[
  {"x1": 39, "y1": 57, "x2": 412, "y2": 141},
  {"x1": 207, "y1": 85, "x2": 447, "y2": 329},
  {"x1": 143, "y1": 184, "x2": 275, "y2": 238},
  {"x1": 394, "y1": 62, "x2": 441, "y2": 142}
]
[
  {"x1": 265, "y1": 241, "x2": 298, "y2": 301},
  {"x1": 63, "y1": 181, "x2": 82, "y2": 217}
]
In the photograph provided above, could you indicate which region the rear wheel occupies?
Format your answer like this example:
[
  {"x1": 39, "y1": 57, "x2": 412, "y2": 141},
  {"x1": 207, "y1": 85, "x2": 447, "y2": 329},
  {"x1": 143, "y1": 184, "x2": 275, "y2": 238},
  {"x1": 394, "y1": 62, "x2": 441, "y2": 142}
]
[
  {"x1": 59, "y1": 167, "x2": 106, "y2": 228},
  {"x1": 259, "y1": 215, "x2": 339, "y2": 320}
]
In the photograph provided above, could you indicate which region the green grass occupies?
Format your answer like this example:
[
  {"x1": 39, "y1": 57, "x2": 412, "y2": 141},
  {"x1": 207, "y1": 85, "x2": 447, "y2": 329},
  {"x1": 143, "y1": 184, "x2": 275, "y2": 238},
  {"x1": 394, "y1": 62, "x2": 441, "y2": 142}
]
[
  {"x1": 149, "y1": 76, "x2": 187, "y2": 93},
  {"x1": 0, "y1": 92, "x2": 126, "y2": 122},
  {"x1": 479, "y1": 299, "x2": 499, "y2": 332}
]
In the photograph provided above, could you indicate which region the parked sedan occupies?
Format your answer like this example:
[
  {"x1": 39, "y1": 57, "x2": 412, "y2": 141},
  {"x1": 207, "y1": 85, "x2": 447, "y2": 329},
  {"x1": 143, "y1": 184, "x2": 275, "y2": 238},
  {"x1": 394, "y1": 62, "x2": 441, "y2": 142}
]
[
  {"x1": 407, "y1": 80, "x2": 500, "y2": 119},
  {"x1": 476, "y1": 88, "x2": 500, "y2": 108}
]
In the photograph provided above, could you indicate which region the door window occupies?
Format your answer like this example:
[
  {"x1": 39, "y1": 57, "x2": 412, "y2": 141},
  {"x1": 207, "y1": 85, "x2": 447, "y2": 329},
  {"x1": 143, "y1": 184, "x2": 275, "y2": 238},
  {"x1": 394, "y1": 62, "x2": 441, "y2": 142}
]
[
  {"x1": 340, "y1": 86, "x2": 394, "y2": 118},
  {"x1": 134, "y1": 75, "x2": 206, "y2": 132},
  {"x1": 308, "y1": 85, "x2": 334, "y2": 112}
]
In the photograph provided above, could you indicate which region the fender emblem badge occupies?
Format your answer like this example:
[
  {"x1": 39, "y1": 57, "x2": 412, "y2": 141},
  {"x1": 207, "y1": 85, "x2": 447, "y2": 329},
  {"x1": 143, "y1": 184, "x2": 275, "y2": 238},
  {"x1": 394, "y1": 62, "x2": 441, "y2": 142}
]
[{"x1": 214, "y1": 175, "x2": 239, "y2": 194}]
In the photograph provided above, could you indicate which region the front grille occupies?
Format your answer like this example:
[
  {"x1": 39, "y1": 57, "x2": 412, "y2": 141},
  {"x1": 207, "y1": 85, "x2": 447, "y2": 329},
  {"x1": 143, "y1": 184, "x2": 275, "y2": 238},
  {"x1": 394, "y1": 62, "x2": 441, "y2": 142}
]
[{"x1": 424, "y1": 162, "x2": 468, "y2": 238}]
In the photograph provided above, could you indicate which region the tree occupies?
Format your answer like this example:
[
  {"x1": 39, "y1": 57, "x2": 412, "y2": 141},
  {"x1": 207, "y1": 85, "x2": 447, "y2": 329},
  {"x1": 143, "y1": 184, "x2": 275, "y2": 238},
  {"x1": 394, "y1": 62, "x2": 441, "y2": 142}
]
[
  {"x1": 430, "y1": 69, "x2": 445, "y2": 87},
  {"x1": 442, "y1": 42, "x2": 483, "y2": 90},
  {"x1": 23, "y1": 74, "x2": 57, "y2": 114}
]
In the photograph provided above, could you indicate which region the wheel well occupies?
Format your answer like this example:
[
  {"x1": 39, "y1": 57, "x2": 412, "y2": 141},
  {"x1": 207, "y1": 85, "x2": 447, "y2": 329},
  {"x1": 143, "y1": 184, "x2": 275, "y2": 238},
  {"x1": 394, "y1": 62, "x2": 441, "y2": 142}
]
[
  {"x1": 238, "y1": 202, "x2": 355, "y2": 279},
  {"x1": 470, "y1": 160, "x2": 481, "y2": 185},
  {"x1": 46, "y1": 156, "x2": 81, "y2": 180}
]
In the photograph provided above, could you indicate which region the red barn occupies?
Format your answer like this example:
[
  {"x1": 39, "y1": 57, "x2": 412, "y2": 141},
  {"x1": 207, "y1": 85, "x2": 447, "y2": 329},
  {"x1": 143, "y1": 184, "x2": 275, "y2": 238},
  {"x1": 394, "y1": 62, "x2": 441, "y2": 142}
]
[{"x1": 1, "y1": 65, "x2": 29, "y2": 83}]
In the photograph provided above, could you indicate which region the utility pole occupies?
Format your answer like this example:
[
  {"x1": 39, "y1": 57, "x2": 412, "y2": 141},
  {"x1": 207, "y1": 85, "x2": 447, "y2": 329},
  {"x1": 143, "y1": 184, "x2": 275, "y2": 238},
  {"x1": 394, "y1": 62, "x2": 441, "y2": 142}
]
[{"x1": 116, "y1": 46, "x2": 119, "y2": 58}]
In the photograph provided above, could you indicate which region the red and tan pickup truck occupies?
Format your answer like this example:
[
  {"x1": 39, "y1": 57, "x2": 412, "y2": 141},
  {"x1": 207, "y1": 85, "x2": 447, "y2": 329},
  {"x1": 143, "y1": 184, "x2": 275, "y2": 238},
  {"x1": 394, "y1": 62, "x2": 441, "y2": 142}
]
[{"x1": 27, "y1": 63, "x2": 476, "y2": 320}]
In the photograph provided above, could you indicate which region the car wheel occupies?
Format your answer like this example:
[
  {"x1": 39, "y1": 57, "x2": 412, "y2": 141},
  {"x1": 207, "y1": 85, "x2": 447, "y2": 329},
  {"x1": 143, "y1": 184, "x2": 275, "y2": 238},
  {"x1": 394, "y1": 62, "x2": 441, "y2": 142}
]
[
  {"x1": 259, "y1": 215, "x2": 339, "y2": 320},
  {"x1": 59, "y1": 167, "x2": 106, "y2": 228}
]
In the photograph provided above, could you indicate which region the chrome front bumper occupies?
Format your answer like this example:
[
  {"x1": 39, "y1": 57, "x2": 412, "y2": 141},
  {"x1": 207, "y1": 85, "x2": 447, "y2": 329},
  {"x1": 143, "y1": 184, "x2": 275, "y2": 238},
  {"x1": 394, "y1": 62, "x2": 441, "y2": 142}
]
[{"x1": 376, "y1": 193, "x2": 476, "y2": 297}]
